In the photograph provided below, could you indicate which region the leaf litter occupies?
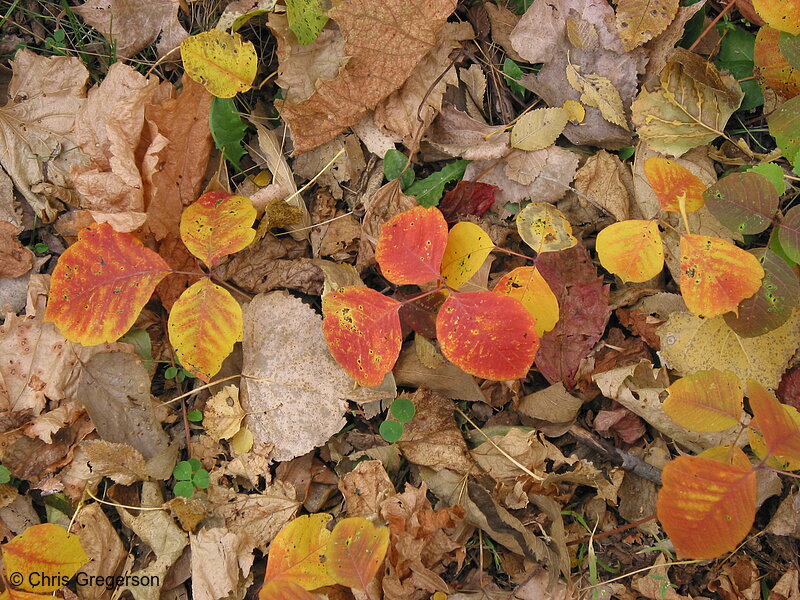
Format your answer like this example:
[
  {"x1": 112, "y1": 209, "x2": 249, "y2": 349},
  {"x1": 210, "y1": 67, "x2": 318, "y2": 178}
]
[{"x1": 1, "y1": 0, "x2": 800, "y2": 598}]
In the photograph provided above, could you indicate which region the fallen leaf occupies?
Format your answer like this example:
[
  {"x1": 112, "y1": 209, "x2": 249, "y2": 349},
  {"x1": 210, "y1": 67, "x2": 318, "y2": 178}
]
[
  {"x1": 658, "y1": 309, "x2": 800, "y2": 389},
  {"x1": 632, "y1": 48, "x2": 744, "y2": 156},
  {"x1": 615, "y1": 0, "x2": 679, "y2": 51},
  {"x1": 663, "y1": 369, "x2": 744, "y2": 432},
  {"x1": 516, "y1": 203, "x2": 577, "y2": 253},
  {"x1": 752, "y1": 0, "x2": 800, "y2": 34},
  {"x1": 75, "y1": 0, "x2": 188, "y2": 58},
  {"x1": 339, "y1": 460, "x2": 395, "y2": 519},
  {"x1": 357, "y1": 180, "x2": 418, "y2": 271},
  {"x1": 242, "y1": 292, "x2": 355, "y2": 461},
  {"x1": 180, "y1": 191, "x2": 256, "y2": 268},
  {"x1": 510, "y1": 107, "x2": 570, "y2": 151},
  {"x1": 191, "y1": 528, "x2": 255, "y2": 600},
  {"x1": 427, "y1": 105, "x2": 510, "y2": 161},
  {"x1": 73, "y1": 503, "x2": 126, "y2": 600},
  {"x1": 644, "y1": 156, "x2": 706, "y2": 213},
  {"x1": 293, "y1": 134, "x2": 365, "y2": 201},
  {"x1": 81, "y1": 440, "x2": 148, "y2": 485},
  {"x1": 0, "y1": 50, "x2": 88, "y2": 219},
  {"x1": 277, "y1": 0, "x2": 458, "y2": 153},
  {"x1": 326, "y1": 518, "x2": 389, "y2": 591},
  {"x1": 204, "y1": 385, "x2": 246, "y2": 441},
  {"x1": 493, "y1": 266, "x2": 560, "y2": 337},
  {"x1": 754, "y1": 26, "x2": 800, "y2": 99},
  {"x1": 0, "y1": 222, "x2": 33, "y2": 278},
  {"x1": 641, "y1": 1, "x2": 706, "y2": 91},
  {"x1": 393, "y1": 344, "x2": 485, "y2": 402},
  {"x1": 439, "y1": 181, "x2": 498, "y2": 222},
  {"x1": 565, "y1": 64, "x2": 630, "y2": 131},
  {"x1": 597, "y1": 220, "x2": 664, "y2": 283},
  {"x1": 573, "y1": 150, "x2": 631, "y2": 221},
  {"x1": 286, "y1": 0, "x2": 329, "y2": 45},
  {"x1": 181, "y1": 30, "x2": 257, "y2": 98}
]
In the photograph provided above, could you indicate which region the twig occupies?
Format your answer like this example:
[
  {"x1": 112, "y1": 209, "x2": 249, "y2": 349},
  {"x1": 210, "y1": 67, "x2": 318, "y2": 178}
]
[{"x1": 568, "y1": 424, "x2": 662, "y2": 485}]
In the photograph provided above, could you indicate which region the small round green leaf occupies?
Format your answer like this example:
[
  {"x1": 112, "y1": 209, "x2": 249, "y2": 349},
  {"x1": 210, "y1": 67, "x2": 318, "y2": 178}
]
[
  {"x1": 173, "y1": 481, "x2": 195, "y2": 498},
  {"x1": 192, "y1": 469, "x2": 210, "y2": 489},
  {"x1": 188, "y1": 457, "x2": 202, "y2": 472},
  {"x1": 379, "y1": 420, "x2": 404, "y2": 443},
  {"x1": 0, "y1": 465, "x2": 10, "y2": 484},
  {"x1": 164, "y1": 366, "x2": 179, "y2": 379},
  {"x1": 390, "y1": 398, "x2": 416, "y2": 423},
  {"x1": 173, "y1": 461, "x2": 193, "y2": 481},
  {"x1": 187, "y1": 409, "x2": 204, "y2": 422}
]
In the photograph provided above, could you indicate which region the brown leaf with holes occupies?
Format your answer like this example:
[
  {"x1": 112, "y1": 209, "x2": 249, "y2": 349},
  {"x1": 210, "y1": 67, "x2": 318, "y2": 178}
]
[
  {"x1": 277, "y1": 0, "x2": 458, "y2": 153},
  {"x1": 615, "y1": 0, "x2": 679, "y2": 51}
]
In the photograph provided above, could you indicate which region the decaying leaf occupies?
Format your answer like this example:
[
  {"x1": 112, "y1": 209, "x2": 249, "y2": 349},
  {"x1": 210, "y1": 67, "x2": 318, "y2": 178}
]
[
  {"x1": 615, "y1": 0, "x2": 679, "y2": 51},
  {"x1": 181, "y1": 30, "x2": 258, "y2": 98},
  {"x1": 573, "y1": 150, "x2": 631, "y2": 221},
  {"x1": 516, "y1": 203, "x2": 578, "y2": 253},
  {"x1": 204, "y1": 385, "x2": 246, "y2": 441},
  {"x1": 632, "y1": 48, "x2": 744, "y2": 156},
  {"x1": 566, "y1": 64, "x2": 630, "y2": 131}
]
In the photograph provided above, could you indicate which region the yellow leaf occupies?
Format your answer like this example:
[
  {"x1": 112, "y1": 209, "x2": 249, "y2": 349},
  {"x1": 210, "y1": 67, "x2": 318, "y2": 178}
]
[
  {"x1": 265, "y1": 514, "x2": 336, "y2": 589},
  {"x1": 230, "y1": 426, "x2": 254, "y2": 454},
  {"x1": 516, "y1": 202, "x2": 577, "y2": 253},
  {"x1": 493, "y1": 266, "x2": 559, "y2": 336},
  {"x1": 180, "y1": 191, "x2": 256, "y2": 268},
  {"x1": 562, "y1": 99, "x2": 585, "y2": 123},
  {"x1": 440, "y1": 222, "x2": 494, "y2": 290},
  {"x1": 181, "y1": 30, "x2": 257, "y2": 98},
  {"x1": 511, "y1": 107, "x2": 570, "y2": 151},
  {"x1": 168, "y1": 278, "x2": 243, "y2": 382},
  {"x1": 663, "y1": 370, "x2": 744, "y2": 432},
  {"x1": 566, "y1": 64, "x2": 629, "y2": 131},
  {"x1": 752, "y1": 0, "x2": 800, "y2": 34},
  {"x1": 596, "y1": 220, "x2": 664, "y2": 283},
  {"x1": 615, "y1": 0, "x2": 679, "y2": 51}
]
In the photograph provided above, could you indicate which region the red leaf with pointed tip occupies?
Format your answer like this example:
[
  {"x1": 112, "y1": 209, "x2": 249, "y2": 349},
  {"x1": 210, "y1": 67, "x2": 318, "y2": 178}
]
[
  {"x1": 657, "y1": 448, "x2": 756, "y2": 559},
  {"x1": 322, "y1": 286, "x2": 402, "y2": 386},
  {"x1": 436, "y1": 291, "x2": 539, "y2": 380},
  {"x1": 374, "y1": 206, "x2": 448, "y2": 285},
  {"x1": 439, "y1": 181, "x2": 498, "y2": 222},
  {"x1": 747, "y1": 379, "x2": 800, "y2": 464},
  {"x1": 46, "y1": 223, "x2": 170, "y2": 345}
]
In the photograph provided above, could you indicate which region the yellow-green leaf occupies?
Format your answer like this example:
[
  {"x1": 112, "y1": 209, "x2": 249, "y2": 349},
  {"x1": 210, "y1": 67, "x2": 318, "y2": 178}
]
[
  {"x1": 168, "y1": 278, "x2": 242, "y2": 382},
  {"x1": 596, "y1": 219, "x2": 664, "y2": 283},
  {"x1": 663, "y1": 370, "x2": 744, "y2": 432},
  {"x1": 181, "y1": 30, "x2": 257, "y2": 98},
  {"x1": 440, "y1": 222, "x2": 494, "y2": 290},
  {"x1": 511, "y1": 107, "x2": 570, "y2": 151},
  {"x1": 493, "y1": 266, "x2": 559, "y2": 336},
  {"x1": 516, "y1": 202, "x2": 578, "y2": 253},
  {"x1": 286, "y1": 0, "x2": 329, "y2": 45}
]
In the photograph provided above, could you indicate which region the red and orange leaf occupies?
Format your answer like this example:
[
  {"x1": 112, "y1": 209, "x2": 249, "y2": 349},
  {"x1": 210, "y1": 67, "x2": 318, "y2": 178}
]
[
  {"x1": 752, "y1": 0, "x2": 800, "y2": 34},
  {"x1": 1, "y1": 589, "x2": 52, "y2": 600},
  {"x1": 754, "y1": 26, "x2": 800, "y2": 98},
  {"x1": 264, "y1": 514, "x2": 336, "y2": 590},
  {"x1": 492, "y1": 266, "x2": 559, "y2": 337},
  {"x1": 679, "y1": 234, "x2": 765, "y2": 317},
  {"x1": 326, "y1": 518, "x2": 389, "y2": 591},
  {"x1": 322, "y1": 286, "x2": 402, "y2": 386},
  {"x1": 2, "y1": 523, "x2": 89, "y2": 592},
  {"x1": 167, "y1": 278, "x2": 242, "y2": 382},
  {"x1": 596, "y1": 220, "x2": 664, "y2": 283},
  {"x1": 374, "y1": 206, "x2": 448, "y2": 285},
  {"x1": 180, "y1": 191, "x2": 256, "y2": 267},
  {"x1": 45, "y1": 223, "x2": 170, "y2": 345},
  {"x1": 436, "y1": 291, "x2": 539, "y2": 380},
  {"x1": 643, "y1": 157, "x2": 706, "y2": 214},
  {"x1": 748, "y1": 404, "x2": 800, "y2": 471},
  {"x1": 656, "y1": 448, "x2": 756, "y2": 559},
  {"x1": 440, "y1": 222, "x2": 494, "y2": 290},
  {"x1": 258, "y1": 581, "x2": 318, "y2": 600},
  {"x1": 663, "y1": 370, "x2": 743, "y2": 432},
  {"x1": 747, "y1": 379, "x2": 800, "y2": 465}
]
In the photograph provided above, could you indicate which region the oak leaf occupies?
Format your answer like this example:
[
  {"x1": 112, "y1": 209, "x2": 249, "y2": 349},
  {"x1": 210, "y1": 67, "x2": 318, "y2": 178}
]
[{"x1": 277, "y1": 0, "x2": 457, "y2": 153}]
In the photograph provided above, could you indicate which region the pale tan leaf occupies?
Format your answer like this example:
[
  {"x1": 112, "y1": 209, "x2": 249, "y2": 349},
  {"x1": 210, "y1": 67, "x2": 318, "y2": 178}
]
[
  {"x1": 511, "y1": 107, "x2": 570, "y2": 151},
  {"x1": 566, "y1": 64, "x2": 630, "y2": 131},
  {"x1": 204, "y1": 385, "x2": 246, "y2": 441},
  {"x1": 615, "y1": 0, "x2": 680, "y2": 51},
  {"x1": 427, "y1": 105, "x2": 509, "y2": 161},
  {"x1": 573, "y1": 150, "x2": 631, "y2": 221},
  {"x1": 82, "y1": 440, "x2": 148, "y2": 485}
]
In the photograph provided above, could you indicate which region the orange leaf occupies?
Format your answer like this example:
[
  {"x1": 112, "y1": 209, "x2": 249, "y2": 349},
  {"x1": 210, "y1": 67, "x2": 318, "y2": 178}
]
[
  {"x1": 258, "y1": 581, "x2": 319, "y2": 600},
  {"x1": 167, "y1": 278, "x2": 242, "y2": 381},
  {"x1": 663, "y1": 370, "x2": 743, "y2": 432},
  {"x1": 656, "y1": 448, "x2": 756, "y2": 559},
  {"x1": 322, "y1": 286, "x2": 402, "y2": 386},
  {"x1": 180, "y1": 191, "x2": 256, "y2": 267},
  {"x1": 679, "y1": 234, "x2": 764, "y2": 317},
  {"x1": 492, "y1": 266, "x2": 559, "y2": 337},
  {"x1": 264, "y1": 514, "x2": 336, "y2": 589},
  {"x1": 436, "y1": 291, "x2": 539, "y2": 380},
  {"x1": 2, "y1": 523, "x2": 89, "y2": 592},
  {"x1": 326, "y1": 517, "x2": 389, "y2": 591},
  {"x1": 45, "y1": 223, "x2": 170, "y2": 345},
  {"x1": 754, "y1": 26, "x2": 800, "y2": 98},
  {"x1": 374, "y1": 206, "x2": 448, "y2": 285},
  {"x1": 643, "y1": 157, "x2": 706, "y2": 214},
  {"x1": 440, "y1": 221, "x2": 494, "y2": 290},
  {"x1": 747, "y1": 379, "x2": 800, "y2": 466},
  {"x1": 0, "y1": 590, "x2": 51, "y2": 600},
  {"x1": 596, "y1": 220, "x2": 664, "y2": 283}
]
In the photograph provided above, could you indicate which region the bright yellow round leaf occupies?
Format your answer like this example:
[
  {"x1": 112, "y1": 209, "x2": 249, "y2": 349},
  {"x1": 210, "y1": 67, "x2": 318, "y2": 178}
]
[
  {"x1": 181, "y1": 30, "x2": 257, "y2": 98},
  {"x1": 440, "y1": 222, "x2": 494, "y2": 290},
  {"x1": 168, "y1": 278, "x2": 243, "y2": 382},
  {"x1": 752, "y1": 0, "x2": 800, "y2": 34},
  {"x1": 596, "y1": 220, "x2": 664, "y2": 283},
  {"x1": 516, "y1": 202, "x2": 577, "y2": 253},
  {"x1": 663, "y1": 369, "x2": 743, "y2": 432},
  {"x1": 493, "y1": 266, "x2": 559, "y2": 337}
]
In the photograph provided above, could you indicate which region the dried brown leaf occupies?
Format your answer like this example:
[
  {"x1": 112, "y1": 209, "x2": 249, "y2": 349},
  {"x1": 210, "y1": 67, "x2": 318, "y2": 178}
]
[
  {"x1": 615, "y1": 0, "x2": 679, "y2": 51},
  {"x1": 82, "y1": 440, "x2": 148, "y2": 485},
  {"x1": 573, "y1": 149, "x2": 631, "y2": 221},
  {"x1": 0, "y1": 222, "x2": 33, "y2": 278},
  {"x1": 426, "y1": 105, "x2": 509, "y2": 160}
]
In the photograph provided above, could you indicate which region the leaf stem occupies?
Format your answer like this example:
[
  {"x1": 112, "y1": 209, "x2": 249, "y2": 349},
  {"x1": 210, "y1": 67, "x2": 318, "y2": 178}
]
[{"x1": 687, "y1": 1, "x2": 735, "y2": 53}]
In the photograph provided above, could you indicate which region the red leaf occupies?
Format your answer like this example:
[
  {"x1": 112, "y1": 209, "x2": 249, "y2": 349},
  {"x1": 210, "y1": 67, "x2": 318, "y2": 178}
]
[
  {"x1": 436, "y1": 291, "x2": 539, "y2": 380},
  {"x1": 45, "y1": 223, "x2": 170, "y2": 345},
  {"x1": 374, "y1": 206, "x2": 448, "y2": 285},
  {"x1": 657, "y1": 448, "x2": 756, "y2": 559},
  {"x1": 748, "y1": 379, "x2": 800, "y2": 464},
  {"x1": 439, "y1": 181, "x2": 498, "y2": 222},
  {"x1": 322, "y1": 286, "x2": 402, "y2": 386},
  {"x1": 534, "y1": 245, "x2": 610, "y2": 389}
]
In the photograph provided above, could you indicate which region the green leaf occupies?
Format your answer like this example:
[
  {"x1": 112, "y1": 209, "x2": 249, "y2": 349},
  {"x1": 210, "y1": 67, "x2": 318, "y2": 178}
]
[
  {"x1": 286, "y1": 0, "x2": 328, "y2": 45},
  {"x1": 187, "y1": 409, "x2": 203, "y2": 422},
  {"x1": 173, "y1": 461, "x2": 193, "y2": 481},
  {"x1": 769, "y1": 95, "x2": 800, "y2": 174},
  {"x1": 173, "y1": 481, "x2": 195, "y2": 498},
  {"x1": 503, "y1": 58, "x2": 528, "y2": 99},
  {"x1": 509, "y1": 0, "x2": 533, "y2": 14},
  {"x1": 0, "y1": 465, "x2": 10, "y2": 484},
  {"x1": 188, "y1": 457, "x2": 202, "y2": 472},
  {"x1": 119, "y1": 328, "x2": 154, "y2": 370},
  {"x1": 192, "y1": 468, "x2": 210, "y2": 489},
  {"x1": 379, "y1": 420, "x2": 404, "y2": 443},
  {"x1": 210, "y1": 97, "x2": 247, "y2": 169},
  {"x1": 406, "y1": 160, "x2": 469, "y2": 207},
  {"x1": 384, "y1": 149, "x2": 414, "y2": 190},
  {"x1": 390, "y1": 398, "x2": 416, "y2": 424},
  {"x1": 678, "y1": 0, "x2": 705, "y2": 48},
  {"x1": 779, "y1": 31, "x2": 800, "y2": 70},
  {"x1": 164, "y1": 366, "x2": 179, "y2": 379},
  {"x1": 617, "y1": 146, "x2": 635, "y2": 160},
  {"x1": 744, "y1": 162, "x2": 786, "y2": 195},
  {"x1": 715, "y1": 26, "x2": 763, "y2": 110}
]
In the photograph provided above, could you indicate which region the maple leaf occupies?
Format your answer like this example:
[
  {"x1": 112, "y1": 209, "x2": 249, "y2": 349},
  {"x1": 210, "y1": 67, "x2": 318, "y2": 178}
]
[
  {"x1": 277, "y1": 0, "x2": 457, "y2": 153},
  {"x1": 75, "y1": 0, "x2": 188, "y2": 58},
  {"x1": 632, "y1": 48, "x2": 744, "y2": 156}
]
